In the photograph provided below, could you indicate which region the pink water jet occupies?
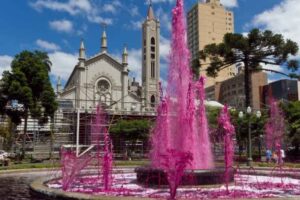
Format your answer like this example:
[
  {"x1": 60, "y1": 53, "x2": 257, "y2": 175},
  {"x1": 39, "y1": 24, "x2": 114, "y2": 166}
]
[
  {"x1": 150, "y1": 0, "x2": 213, "y2": 170},
  {"x1": 218, "y1": 105, "x2": 235, "y2": 193},
  {"x1": 60, "y1": 147, "x2": 93, "y2": 191},
  {"x1": 265, "y1": 98, "x2": 286, "y2": 165},
  {"x1": 91, "y1": 106, "x2": 113, "y2": 191},
  {"x1": 60, "y1": 105, "x2": 113, "y2": 192},
  {"x1": 160, "y1": 149, "x2": 192, "y2": 200}
]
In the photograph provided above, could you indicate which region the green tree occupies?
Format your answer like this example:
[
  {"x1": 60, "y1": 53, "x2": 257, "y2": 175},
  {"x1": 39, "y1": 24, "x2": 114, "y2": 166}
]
[
  {"x1": 110, "y1": 119, "x2": 152, "y2": 142},
  {"x1": 109, "y1": 119, "x2": 152, "y2": 157},
  {"x1": 281, "y1": 101, "x2": 300, "y2": 156},
  {"x1": 0, "y1": 50, "x2": 58, "y2": 157},
  {"x1": 198, "y1": 29, "x2": 299, "y2": 108}
]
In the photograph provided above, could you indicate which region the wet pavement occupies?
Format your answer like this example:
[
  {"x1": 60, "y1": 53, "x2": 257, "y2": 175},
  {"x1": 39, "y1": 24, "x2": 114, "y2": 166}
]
[{"x1": 0, "y1": 171, "x2": 50, "y2": 200}]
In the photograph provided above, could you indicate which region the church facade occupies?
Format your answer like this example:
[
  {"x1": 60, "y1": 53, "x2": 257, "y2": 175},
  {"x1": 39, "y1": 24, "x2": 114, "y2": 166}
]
[{"x1": 57, "y1": 4, "x2": 160, "y2": 114}]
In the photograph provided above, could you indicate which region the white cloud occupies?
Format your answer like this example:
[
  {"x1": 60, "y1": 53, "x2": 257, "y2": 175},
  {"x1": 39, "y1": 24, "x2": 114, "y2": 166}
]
[
  {"x1": 102, "y1": 1, "x2": 121, "y2": 14},
  {"x1": 220, "y1": 0, "x2": 238, "y2": 8},
  {"x1": 103, "y1": 4, "x2": 117, "y2": 13},
  {"x1": 0, "y1": 52, "x2": 77, "y2": 85},
  {"x1": 160, "y1": 36, "x2": 171, "y2": 63},
  {"x1": 87, "y1": 15, "x2": 113, "y2": 25},
  {"x1": 30, "y1": 0, "x2": 92, "y2": 15},
  {"x1": 30, "y1": 0, "x2": 113, "y2": 25},
  {"x1": 130, "y1": 6, "x2": 140, "y2": 17},
  {"x1": 151, "y1": 0, "x2": 174, "y2": 3},
  {"x1": 128, "y1": 20, "x2": 143, "y2": 30},
  {"x1": 252, "y1": 0, "x2": 300, "y2": 49},
  {"x1": 156, "y1": 7, "x2": 171, "y2": 31},
  {"x1": 260, "y1": 63, "x2": 284, "y2": 74},
  {"x1": 127, "y1": 48, "x2": 142, "y2": 83},
  {"x1": 0, "y1": 55, "x2": 13, "y2": 79},
  {"x1": 36, "y1": 39, "x2": 60, "y2": 51},
  {"x1": 49, "y1": 19, "x2": 73, "y2": 33},
  {"x1": 48, "y1": 51, "x2": 78, "y2": 81}
]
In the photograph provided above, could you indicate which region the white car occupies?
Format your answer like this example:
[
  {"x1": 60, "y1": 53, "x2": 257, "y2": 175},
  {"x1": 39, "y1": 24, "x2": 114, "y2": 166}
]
[{"x1": 0, "y1": 150, "x2": 8, "y2": 160}]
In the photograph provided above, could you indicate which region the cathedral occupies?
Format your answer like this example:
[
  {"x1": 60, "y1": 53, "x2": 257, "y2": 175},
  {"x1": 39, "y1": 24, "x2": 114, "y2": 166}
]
[{"x1": 57, "y1": 3, "x2": 160, "y2": 114}]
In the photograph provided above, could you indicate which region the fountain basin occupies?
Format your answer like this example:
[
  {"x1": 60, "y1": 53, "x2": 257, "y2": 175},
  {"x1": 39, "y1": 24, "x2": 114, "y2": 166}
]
[{"x1": 135, "y1": 167, "x2": 235, "y2": 186}]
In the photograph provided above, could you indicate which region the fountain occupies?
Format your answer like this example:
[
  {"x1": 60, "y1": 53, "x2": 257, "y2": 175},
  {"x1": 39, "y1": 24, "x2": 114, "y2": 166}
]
[
  {"x1": 30, "y1": 0, "x2": 300, "y2": 199},
  {"x1": 135, "y1": 0, "x2": 233, "y2": 187}
]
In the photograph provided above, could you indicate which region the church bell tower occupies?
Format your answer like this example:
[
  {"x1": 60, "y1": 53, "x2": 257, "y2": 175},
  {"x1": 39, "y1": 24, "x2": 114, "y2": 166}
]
[{"x1": 142, "y1": 1, "x2": 160, "y2": 109}]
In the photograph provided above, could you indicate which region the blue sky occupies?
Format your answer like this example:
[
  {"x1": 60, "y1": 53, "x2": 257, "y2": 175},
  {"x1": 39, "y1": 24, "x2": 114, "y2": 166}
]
[{"x1": 0, "y1": 0, "x2": 299, "y2": 86}]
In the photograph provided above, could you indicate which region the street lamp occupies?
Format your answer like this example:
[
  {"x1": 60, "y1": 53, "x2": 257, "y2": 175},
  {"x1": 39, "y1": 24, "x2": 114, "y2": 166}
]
[{"x1": 239, "y1": 107, "x2": 261, "y2": 167}]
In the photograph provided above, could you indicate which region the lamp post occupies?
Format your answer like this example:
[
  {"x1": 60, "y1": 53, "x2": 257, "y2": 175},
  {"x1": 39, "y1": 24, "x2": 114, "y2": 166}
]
[{"x1": 239, "y1": 107, "x2": 261, "y2": 167}]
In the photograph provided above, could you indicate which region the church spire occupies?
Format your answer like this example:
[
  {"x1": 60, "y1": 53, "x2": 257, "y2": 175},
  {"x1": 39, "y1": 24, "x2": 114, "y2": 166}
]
[
  {"x1": 79, "y1": 39, "x2": 85, "y2": 60},
  {"x1": 101, "y1": 23, "x2": 107, "y2": 53},
  {"x1": 57, "y1": 76, "x2": 62, "y2": 94},
  {"x1": 122, "y1": 44, "x2": 128, "y2": 66},
  {"x1": 78, "y1": 39, "x2": 85, "y2": 68},
  {"x1": 147, "y1": 0, "x2": 155, "y2": 20}
]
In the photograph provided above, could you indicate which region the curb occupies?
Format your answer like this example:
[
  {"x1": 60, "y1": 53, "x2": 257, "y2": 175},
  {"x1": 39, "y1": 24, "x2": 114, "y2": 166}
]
[{"x1": 30, "y1": 176, "x2": 155, "y2": 200}]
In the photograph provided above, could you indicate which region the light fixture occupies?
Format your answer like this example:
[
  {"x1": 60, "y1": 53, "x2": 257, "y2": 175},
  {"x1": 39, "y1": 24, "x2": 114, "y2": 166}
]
[
  {"x1": 247, "y1": 106, "x2": 252, "y2": 114},
  {"x1": 238, "y1": 111, "x2": 244, "y2": 118},
  {"x1": 256, "y1": 110, "x2": 262, "y2": 118}
]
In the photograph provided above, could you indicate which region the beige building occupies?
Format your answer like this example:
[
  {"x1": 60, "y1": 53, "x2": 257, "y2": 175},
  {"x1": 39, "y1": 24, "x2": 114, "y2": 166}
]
[
  {"x1": 187, "y1": 0, "x2": 235, "y2": 87},
  {"x1": 142, "y1": 3, "x2": 160, "y2": 109},
  {"x1": 206, "y1": 72, "x2": 268, "y2": 110}
]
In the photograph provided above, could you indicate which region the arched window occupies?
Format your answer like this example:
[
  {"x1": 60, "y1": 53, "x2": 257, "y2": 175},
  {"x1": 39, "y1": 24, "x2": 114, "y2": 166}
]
[
  {"x1": 151, "y1": 95, "x2": 155, "y2": 107},
  {"x1": 97, "y1": 79, "x2": 110, "y2": 92},
  {"x1": 151, "y1": 37, "x2": 155, "y2": 45}
]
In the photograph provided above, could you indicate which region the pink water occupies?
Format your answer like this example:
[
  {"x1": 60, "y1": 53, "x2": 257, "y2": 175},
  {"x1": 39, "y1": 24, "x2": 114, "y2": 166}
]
[
  {"x1": 60, "y1": 106, "x2": 113, "y2": 191},
  {"x1": 265, "y1": 98, "x2": 285, "y2": 165},
  {"x1": 150, "y1": 0, "x2": 214, "y2": 170},
  {"x1": 60, "y1": 147, "x2": 93, "y2": 191},
  {"x1": 218, "y1": 105, "x2": 235, "y2": 193},
  {"x1": 91, "y1": 106, "x2": 113, "y2": 191}
]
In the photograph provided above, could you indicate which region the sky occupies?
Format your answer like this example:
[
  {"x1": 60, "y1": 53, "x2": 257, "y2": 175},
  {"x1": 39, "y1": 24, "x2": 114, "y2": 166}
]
[{"x1": 0, "y1": 0, "x2": 299, "y2": 87}]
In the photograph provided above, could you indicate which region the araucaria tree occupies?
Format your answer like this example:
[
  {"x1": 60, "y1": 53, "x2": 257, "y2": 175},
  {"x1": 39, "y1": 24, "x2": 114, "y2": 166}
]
[
  {"x1": 199, "y1": 28, "x2": 299, "y2": 107},
  {"x1": 0, "y1": 50, "x2": 57, "y2": 157}
]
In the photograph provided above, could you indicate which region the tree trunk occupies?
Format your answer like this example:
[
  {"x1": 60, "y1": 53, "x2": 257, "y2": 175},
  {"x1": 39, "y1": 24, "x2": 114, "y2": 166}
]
[
  {"x1": 22, "y1": 109, "x2": 28, "y2": 159},
  {"x1": 244, "y1": 61, "x2": 251, "y2": 108}
]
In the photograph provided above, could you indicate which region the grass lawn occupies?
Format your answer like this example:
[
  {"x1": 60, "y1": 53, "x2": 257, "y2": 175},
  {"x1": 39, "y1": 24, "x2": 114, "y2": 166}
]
[
  {"x1": 0, "y1": 159, "x2": 150, "y2": 171},
  {"x1": 0, "y1": 159, "x2": 299, "y2": 171}
]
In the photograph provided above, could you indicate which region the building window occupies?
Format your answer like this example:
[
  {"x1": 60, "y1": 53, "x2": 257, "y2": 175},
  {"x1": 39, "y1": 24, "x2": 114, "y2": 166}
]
[
  {"x1": 97, "y1": 79, "x2": 110, "y2": 92},
  {"x1": 151, "y1": 61, "x2": 155, "y2": 78},
  {"x1": 151, "y1": 46, "x2": 155, "y2": 52},
  {"x1": 151, "y1": 37, "x2": 155, "y2": 45},
  {"x1": 151, "y1": 95, "x2": 155, "y2": 107},
  {"x1": 151, "y1": 53, "x2": 155, "y2": 59}
]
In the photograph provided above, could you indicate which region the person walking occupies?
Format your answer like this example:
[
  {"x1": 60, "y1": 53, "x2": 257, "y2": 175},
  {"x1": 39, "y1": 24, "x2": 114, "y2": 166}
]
[
  {"x1": 272, "y1": 152, "x2": 278, "y2": 164},
  {"x1": 280, "y1": 149, "x2": 285, "y2": 164},
  {"x1": 266, "y1": 149, "x2": 272, "y2": 163}
]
